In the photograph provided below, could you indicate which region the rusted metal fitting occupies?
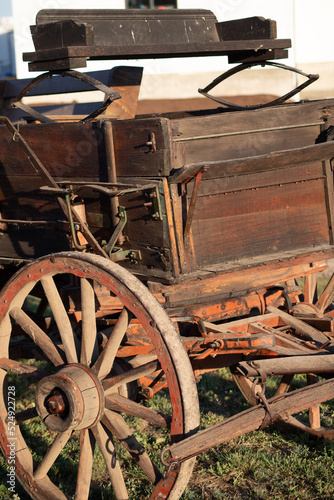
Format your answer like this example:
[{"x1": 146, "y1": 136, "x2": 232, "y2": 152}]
[
  {"x1": 160, "y1": 447, "x2": 181, "y2": 478},
  {"x1": 251, "y1": 378, "x2": 266, "y2": 400},
  {"x1": 46, "y1": 392, "x2": 67, "y2": 415},
  {"x1": 141, "y1": 386, "x2": 154, "y2": 399},
  {"x1": 209, "y1": 339, "x2": 223, "y2": 350},
  {"x1": 249, "y1": 361, "x2": 267, "y2": 383},
  {"x1": 146, "y1": 132, "x2": 157, "y2": 152}
]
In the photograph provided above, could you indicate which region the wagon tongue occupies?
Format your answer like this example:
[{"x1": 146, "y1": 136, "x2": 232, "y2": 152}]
[{"x1": 161, "y1": 375, "x2": 334, "y2": 467}]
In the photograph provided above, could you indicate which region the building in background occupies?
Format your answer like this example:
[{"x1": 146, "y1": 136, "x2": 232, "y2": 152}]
[
  {"x1": 1, "y1": 0, "x2": 334, "y2": 105},
  {"x1": 0, "y1": 17, "x2": 15, "y2": 78}
]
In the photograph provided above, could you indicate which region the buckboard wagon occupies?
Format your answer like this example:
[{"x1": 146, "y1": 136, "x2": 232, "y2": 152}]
[{"x1": 1, "y1": 8, "x2": 334, "y2": 499}]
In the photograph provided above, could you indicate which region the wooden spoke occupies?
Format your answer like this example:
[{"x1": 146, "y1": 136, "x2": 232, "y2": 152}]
[
  {"x1": 91, "y1": 422, "x2": 128, "y2": 500},
  {"x1": 105, "y1": 393, "x2": 171, "y2": 429},
  {"x1": 15, "y1": 407, "x2": 38, "y2": 424},
  {"x1": 102, "y1": 409, "x2": 163, "y2": 485},
  {"x1": 34, "y1": 429, "x2": 72, "y2": 480},
  {"x1": 41, "y1": 276, "x2": 79, "y2": 364},
  {"x1": 285, "y1": 279, "x2": 300, "y2": 302},
  {"x1": 0, "y1": 358, "x2": 50, "y2": 379},
  {"x1": 307, "y1": 374, "x2": 321, "y2": 428},
  {"x1": 80, "y1": 278, "x2": 99, "y2": 366},
  {"x1": 92, "y1": 308, "x2": 132, "y2": 379},
  {"x1": 304, "y1": 273, "x2": 317, "y2": 303},
  {"x1": 103, "y1": 359, "x2": 160, "y2": 394},
  {"x1": 75, "y1": 429, "x2": 95, "y2": 500},
  {"x1": 9, "y1": 307, "x2": 64, "y2": 366},
  {"x1": 275, "y1": 374, "x2": 294, "y2": 396},
  {"x1": 316, "y1": 272, "x2": 334, "y2": 313}
]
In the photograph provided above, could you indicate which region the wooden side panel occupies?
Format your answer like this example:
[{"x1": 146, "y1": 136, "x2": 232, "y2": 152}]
[
  {"x1": 170, "y1": 100, "x2": 334, "y2": 169},
  {"x1": 0, "y1": 117, "x2": 171, "y2": 181},
  {"x1": 0, "y1": 117, "x2": 171, "y2": 264},
  {"x1": 189, "y1": 164, "x2": 330, "y2": 266},
  {"x1": 0, "y1": 122, "x2": 106, "y2": 180}
]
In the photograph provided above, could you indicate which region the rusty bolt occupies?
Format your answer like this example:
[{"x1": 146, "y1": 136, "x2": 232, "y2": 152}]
[
  {"x1": 141, "y1": 387, "x2": 154, "y2": 399},
  {"x1": 209, "y1": 340, "x2": 223, "y2": 350},
  {"x1": 46, "y1": 393, "x2": 66, "y2": 415}
]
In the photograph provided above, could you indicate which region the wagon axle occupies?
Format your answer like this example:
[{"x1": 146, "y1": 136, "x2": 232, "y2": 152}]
[{"x1": 45, "y1": 391, "x2": 67, "y2": 416}]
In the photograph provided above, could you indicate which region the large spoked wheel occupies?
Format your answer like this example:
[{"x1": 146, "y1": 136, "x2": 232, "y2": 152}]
[
  {"x1": 233, "y1": 270, "x2": 334, "y2": 438},
  {"x1": 0, "y1": 252, "x2": 200, "y2": 500}
]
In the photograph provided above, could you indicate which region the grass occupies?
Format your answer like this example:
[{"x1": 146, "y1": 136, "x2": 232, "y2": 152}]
[{"x1": 2, "y1": 367, "x2": 334, "y2": 500}]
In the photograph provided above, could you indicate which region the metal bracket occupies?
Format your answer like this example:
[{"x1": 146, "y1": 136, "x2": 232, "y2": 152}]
[
  {"x1": 199, "y1": 60, "x2": 319, "y2": 111},
  {"x1": 12, "y1": 69, "x2": 121, "y2": 123},
  {"x1": 145, "y1": 132, "x2": 157, "y2": 153},
  {"x1": 145, "y1": 185, "x2": 163, "y2": 221},
  {"x1": 110, "y1": 249, "x2": 142, "y2": 263},
  {"x1": 104, "y1": 206, "x2": 128, "y2": 256},
  {"x1": 65, "y1": 193, "x2": 89, "y2": 251}
]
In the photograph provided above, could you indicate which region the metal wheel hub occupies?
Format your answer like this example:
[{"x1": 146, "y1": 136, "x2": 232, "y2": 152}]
[{"x1": 35, "y1": 364, "x2": 104, "y2": 432}]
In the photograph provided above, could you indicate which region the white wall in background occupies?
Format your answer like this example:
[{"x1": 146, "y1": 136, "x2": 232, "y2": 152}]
[{"x1": 0, "y1": 17, "x2": 15, "y2": 78}]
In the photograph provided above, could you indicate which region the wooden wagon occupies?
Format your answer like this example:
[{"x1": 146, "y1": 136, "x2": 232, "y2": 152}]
[{"x1": 1, "y1": 8, "x2": 334, "y2": 499}]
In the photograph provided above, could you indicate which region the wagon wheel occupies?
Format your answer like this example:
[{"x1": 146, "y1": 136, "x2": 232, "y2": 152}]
[
  {"x1": 233, "y1": 271, "x2": 334, "y2": 438},
  {"x1": 0, "y1": 252, "x2": 200, "y2": 500}
]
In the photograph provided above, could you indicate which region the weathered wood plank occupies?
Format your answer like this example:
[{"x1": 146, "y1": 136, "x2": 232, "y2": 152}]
[
  {"x1": 166, "y1": 377, "x2": 334, "y2": 461},
  {"x1": 170, "y1": 100, "x2": 334, "y2": 169},
  {"x1": 160, "y1": 256, "x2": 330, "y2": 309},
  {"x1": 34, "y1": 9, "x2": 220, "y2": 47},
  {"x1": 216, "y1": 17, "x2": 277, "y2": 41},
  {"x1": 23, "y1": 9, "x2": 290, "y2": 69},
  {"x1": 169, "y1": 141, "x2": 334, "y2": 182},
  {"x1": 0, "y1": 117, "x2": 171, "y2": 179},
  {"x1": 193, "y1": 162, "x2": 324, "y2": 196},
  {"x1": 190, "y1": 179, "x2": 329, "y2": 266}
]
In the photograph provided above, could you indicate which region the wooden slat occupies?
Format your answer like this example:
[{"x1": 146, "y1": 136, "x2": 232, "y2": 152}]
[
  {"x1": 170, "y1": 99, "x2": 334, "y2": 170},
  {"x1": 193, "y1": 162, "x2": 324, "y2": 196},
  {"x1": 190, "y1": 178, "x2": 330, "y2": 266},
  {"x1": 216, "y1": 17, "x2": 277, "y2": 41},
  {"x1": 24, "y1": 40, "x2": 292, "y2": 69},
  {"x1": 169, "y1": 141, "x2": 334, "y2": 182}
]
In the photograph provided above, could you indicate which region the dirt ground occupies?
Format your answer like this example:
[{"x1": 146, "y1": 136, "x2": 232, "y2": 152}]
[{"x1": 136, "y1": 94, "x2": 278, "y2": 113}]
